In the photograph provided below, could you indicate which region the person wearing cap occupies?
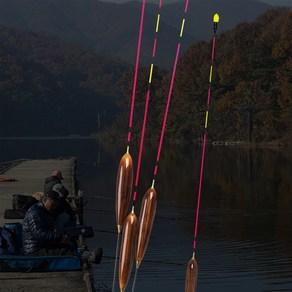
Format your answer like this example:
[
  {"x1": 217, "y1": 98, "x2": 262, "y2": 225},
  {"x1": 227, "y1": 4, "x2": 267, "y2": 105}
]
[
  {"x1": 22, "y1": 190, "x2": 69, "y2": 255},
  {"x1": 43, "y1": 170, "x2": 75, "y2": 228},
  {"x1": 44, "y1": 170, "x2": 69, "y2": 198}
]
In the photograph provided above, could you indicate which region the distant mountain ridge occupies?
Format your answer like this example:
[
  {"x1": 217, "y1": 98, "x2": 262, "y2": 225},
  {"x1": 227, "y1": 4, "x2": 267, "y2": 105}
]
[
  {"x1": 0, "y1": 0, "x2": 273, "y2": 69},
  {"x1": 0, "y1": 25, "x2": 128, "y2": 136},
  {"x1": 0, "y1": 8, "x2": 290, "y2": 141}
]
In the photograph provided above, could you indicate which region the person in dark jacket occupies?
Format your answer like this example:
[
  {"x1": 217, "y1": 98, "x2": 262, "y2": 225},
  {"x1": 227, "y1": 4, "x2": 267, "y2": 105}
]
[
  {"x1": 43, "y1": 170, "x2": 75, "y2": 228},
  {"x1": 22, "y1": 191, "x2": 103, "y2": 263},
  {"x1": 53, "y1": 184, "x2": 77, "y2": 228},
  {"x1": 44, "y1": 170, "x2": 69, "y2": 198},
  {"x1": 22, "y1": 190, "x2": 69, "y2": 255}
]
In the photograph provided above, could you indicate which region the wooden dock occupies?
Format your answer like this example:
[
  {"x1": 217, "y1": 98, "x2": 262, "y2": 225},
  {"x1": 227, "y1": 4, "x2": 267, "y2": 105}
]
[{"x1": 0, "y1": 158, "x2": 92, "y2": 292}]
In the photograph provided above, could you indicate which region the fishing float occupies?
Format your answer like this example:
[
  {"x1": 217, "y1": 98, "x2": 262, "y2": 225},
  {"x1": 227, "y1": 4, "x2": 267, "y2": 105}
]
[
  {"x1": 133, "y1": 0, "x2": 192, "y2": 289},
  {"x1": 185, "y1": 13, "x2": 220, "y2": 292},
  {"x1": 119, "y1": 0, "x2": 164, "y2": 291},
  {"x1": 113, "y1": 0, "x2": 147, "y2": 291}
]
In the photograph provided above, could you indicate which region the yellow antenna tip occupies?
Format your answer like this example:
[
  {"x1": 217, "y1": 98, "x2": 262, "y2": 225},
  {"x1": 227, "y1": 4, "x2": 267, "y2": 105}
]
[{"x1": 213, "y1": 13, "x2": 220, "y2": 23}]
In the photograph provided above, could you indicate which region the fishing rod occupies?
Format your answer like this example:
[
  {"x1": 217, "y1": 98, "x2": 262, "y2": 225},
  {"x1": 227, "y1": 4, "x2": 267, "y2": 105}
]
[
  {"x1": 113, "y1": 0, "x2": 147, "y2": 291},
  {"x1": 185, "y1": 13, "x2": 220, "y2": 292},
  {"x1": 118, "y1": 1, "x2": 165, "y2": 291},
  {"x1": 132, "y1": 0, "x2": 192, "y2": 290}
]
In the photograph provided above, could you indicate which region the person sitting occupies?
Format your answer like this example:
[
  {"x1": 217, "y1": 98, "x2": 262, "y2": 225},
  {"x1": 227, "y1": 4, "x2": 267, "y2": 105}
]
[
  {"x1": 52, "y1": 183, "x2": 77, "y2": 228},
  {"x1": 44, "y1": 170, "x2": 75, "y2": 228},
  {"x1": 22, "y1": 190, "x2": 70, "y2": 256},
  {"x1": 44, "y1": 170, "x2": 69, "y2": 198}
]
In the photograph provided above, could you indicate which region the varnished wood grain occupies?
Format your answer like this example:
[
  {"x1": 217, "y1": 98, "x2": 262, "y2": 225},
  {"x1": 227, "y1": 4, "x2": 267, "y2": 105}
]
[
  {"x1": 136, "y1": 187, "x2": 157, "y2": 268},
  {"x1": 115, "y1": 153, "x2": 133, "y2": 230},
  {"x1": 119, "y1": 211, "x2": 138, "y2": 292},
  {"x1": 185, "y1": 257, "x2": 198, "y2": 292}
]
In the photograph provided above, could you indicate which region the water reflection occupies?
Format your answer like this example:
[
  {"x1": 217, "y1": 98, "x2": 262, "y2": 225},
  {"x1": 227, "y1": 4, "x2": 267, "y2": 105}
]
[
  {"x1": 0, "y1": 139, "x2": 291, "y2": 291},
  {"x1": 83, "y1": 142, "x2": 292, "y2": 292}
]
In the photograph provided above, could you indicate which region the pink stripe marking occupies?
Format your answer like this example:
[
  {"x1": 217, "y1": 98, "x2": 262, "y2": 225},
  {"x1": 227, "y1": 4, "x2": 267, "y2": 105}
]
[
  {"x1": 155, "y1": 43, "x2": 181, "y2": 165},
  {"x1": 211, "y1": 36, "x2": 216, "y2": 61},
  {"x1": 154, "y1": 165, "x2": 158, "y2": 175},
  {"x1": 133, "y1": 191, "x2": 137, "y2": 202},
  {"x1": 152, "y1": 38, "x2": 157, "y2": 58},
  {"x1": 193, "y1": 133, "x2": 207, "y2": 238},
  {"x1": 128, "y1": 0, "x2": 146, "y2": 139},
  {"x1": 133, "y1": 90, "x2": 151, "y2": 201},
  {"x1": 159, "y1": 0, "x2": 163, "y2": 8},
  {"x1": 207, "y1": 87, "x2": 211, "y2": 106},
  {"x1": 184, "y1": 0, "x2": 189, "y2": 13},
  {"x1": 127, "y1": 132, "x2": 131, "y2": 143}
]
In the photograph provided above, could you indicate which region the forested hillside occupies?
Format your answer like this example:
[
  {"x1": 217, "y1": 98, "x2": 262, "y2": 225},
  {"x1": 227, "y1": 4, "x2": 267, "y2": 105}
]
[
  {"x1": 0, "y1": 26, "x2": 128, "y2": 136},
  {"x1": 105, "y1": 8, "x2": 292, "y2": 144},
  {"x1": 0, "y1": 8, "x2": 290, "y2": 142},
  {"x1": 0, "y1": 0, "x2": 272, "y2": 69}
]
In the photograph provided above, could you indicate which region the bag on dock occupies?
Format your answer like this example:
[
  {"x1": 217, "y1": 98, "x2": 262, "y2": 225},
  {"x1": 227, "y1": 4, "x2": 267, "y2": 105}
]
[
  {"x1": 12, "y1": 194, "x2": 38, "y2": 212},
  {"x1": 4, "y1": 209, "x2": 25, "y2": 219}
]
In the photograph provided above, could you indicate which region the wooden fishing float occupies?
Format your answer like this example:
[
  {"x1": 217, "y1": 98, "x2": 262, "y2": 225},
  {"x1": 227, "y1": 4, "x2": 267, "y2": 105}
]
[
  {"x1": 116, "y1": 148, "x2": 134, "y2": 233},
  {"x1": 185, "y1": 13, "x2": 220, "y2": 292},
  {"x1": 136, "y1": 185, "x2": 157, "y2": 269},
  {"x1": 114, "y1": 0, "x2": 147, "y2": 291},
  {"x1": 185, "y1": 253, "x2": 198, "y2": 292},
  {"x1": 113, "y1": 147, "x2": 134, "y2": 292},
  {"x1": 119, "y1": 207, "x2": 138, "y2": 292}
]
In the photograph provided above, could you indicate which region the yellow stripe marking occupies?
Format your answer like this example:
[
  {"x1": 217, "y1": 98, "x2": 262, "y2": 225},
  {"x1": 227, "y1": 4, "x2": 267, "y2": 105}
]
[
  {"x1": 209, "y1": 66, "x2": 213, "y2": 83},
  {"x1": 205, "y1": 111, "x2": 209, "y2": 128},
  {"x1": 156, "y1": 14, "x2": 160, "y2": 33},
  {"x1": 149, "y1": 64, "x2": 154, "y2": 83},
  {"x1": 180, "y1": 19, "x2": 185, "y2": 37}
]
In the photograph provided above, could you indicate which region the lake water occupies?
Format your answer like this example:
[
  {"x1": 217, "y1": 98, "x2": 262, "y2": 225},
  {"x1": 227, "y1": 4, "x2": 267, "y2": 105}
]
[{"x1": 0, "y1": 138, "x2": 291, "y2": 292}]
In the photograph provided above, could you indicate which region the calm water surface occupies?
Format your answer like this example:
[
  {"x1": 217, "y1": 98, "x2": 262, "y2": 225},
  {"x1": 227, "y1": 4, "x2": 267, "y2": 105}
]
[{"x1": 0, "y1": 138, "x2": 291, "y2": 292}]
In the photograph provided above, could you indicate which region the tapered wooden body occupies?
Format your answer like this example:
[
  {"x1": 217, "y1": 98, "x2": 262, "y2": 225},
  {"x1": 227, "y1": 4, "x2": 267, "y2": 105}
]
[
  {"x1": 136, "y1": 187, "x2": 157, "y2": 268},
  {"x1": 119, "y1": 211, "x2": 138, "y2": 292},
  {"x1": 185, "y1": 257, "x2": 198, "y2": 292},
  {"x1": 116, "y1": 153, "x2": 134, "y2": 232}
]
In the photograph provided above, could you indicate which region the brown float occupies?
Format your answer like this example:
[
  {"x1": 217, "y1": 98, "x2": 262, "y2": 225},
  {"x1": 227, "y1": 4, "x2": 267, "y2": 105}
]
[
  {"x1": 115, "y1": 151, "x2": 134, "y2": 233},
  {"x1": 185, "y1": 255, "x2": 198, "y2": 292},
  {"x1": 136, "y1": 187, "x2": 157, "y2": 268},
  {"x1": 119, "y1": 208, "x2": 138, "y2": 292}
]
